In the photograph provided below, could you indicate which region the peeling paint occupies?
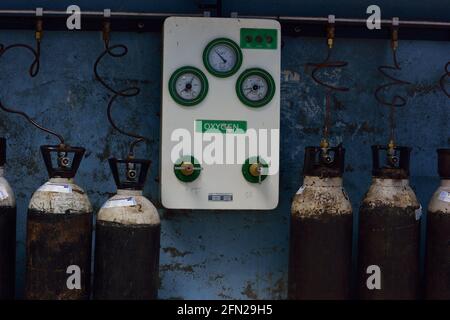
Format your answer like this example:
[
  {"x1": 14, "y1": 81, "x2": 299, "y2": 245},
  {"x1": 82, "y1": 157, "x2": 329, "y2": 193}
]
[
  {"x1": 162, "y1": 247, "x2": 192, "y2": 258},
  {"x1": 241, "y1": 282, "x2": 258, "y2": 300},
  {"x1": 160, "y1": 263, "x2": 195, "y2": 273}
]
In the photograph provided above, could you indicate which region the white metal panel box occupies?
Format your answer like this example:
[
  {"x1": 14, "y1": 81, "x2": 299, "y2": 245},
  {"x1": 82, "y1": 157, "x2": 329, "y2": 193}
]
[{"x1": 161, "y1": 17, "x2": 280, "y2": 210}]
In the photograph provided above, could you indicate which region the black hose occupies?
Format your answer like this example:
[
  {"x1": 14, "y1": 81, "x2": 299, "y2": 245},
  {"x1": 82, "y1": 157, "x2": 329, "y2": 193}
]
[
  {"x1": 306, "y1": 47, "x2": 349, "y2": 141},
  {"x1": 374, "y1": 49, "x2": 411, "y2": 108},
  {"x1": 374, "y1": 48, "x2": 411, "y2": 143},
  {"x1": 440, "y1": 61, "x2": 449, "y2": 98},
  {"x1": 94, "y1": 40, "x2": 147, "y2": 157},
  {"x1": 0, "y1": 40, "x2": 65, "y2": 145}
]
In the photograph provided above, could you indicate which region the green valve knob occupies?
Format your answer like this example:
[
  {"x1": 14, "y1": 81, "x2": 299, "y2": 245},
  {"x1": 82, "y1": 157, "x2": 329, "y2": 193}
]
[
  {"x1": 174, "y1": 155, "x2": 201, "y2": 182},
  {"x1": 242, "y1": 156, "x2": 269, "y2": 183}
]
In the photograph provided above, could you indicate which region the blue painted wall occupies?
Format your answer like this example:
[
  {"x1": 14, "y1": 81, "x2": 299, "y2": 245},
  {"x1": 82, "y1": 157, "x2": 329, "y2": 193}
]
[{"x1": 0, "y1": 1, "x2": 449, "y2": 299}]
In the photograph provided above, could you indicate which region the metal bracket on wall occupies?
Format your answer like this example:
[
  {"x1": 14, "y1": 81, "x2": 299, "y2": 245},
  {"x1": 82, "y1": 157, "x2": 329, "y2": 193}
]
[
  {"x1": 0, "y1": 10, "x2": 449, "y2": 41},
  {"x1": 0, "y1": 10, "x2": 205, "y2": 32},
  {"x1": 276, "y1": 15, "x2": 450, "y2": 41}
]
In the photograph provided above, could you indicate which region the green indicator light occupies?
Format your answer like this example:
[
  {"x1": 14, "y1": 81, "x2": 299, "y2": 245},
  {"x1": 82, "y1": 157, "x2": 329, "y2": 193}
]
[{"x1": 240, "y1": 28, "x2": 278, "y2": 50}]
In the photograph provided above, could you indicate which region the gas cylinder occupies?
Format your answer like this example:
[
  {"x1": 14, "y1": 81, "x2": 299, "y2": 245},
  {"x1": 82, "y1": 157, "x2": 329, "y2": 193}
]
[
  {"x1": 94, "y1": 157, "x2": 160, "y2": 300},
  {"x1": 425, "y1": 148, "x2": 450, "y2": 299},
  {"x1": 289, "y1": 145, "x2": 353, "y2": 299},
  {"x1": 358, "y1": 145, "x2": 420, "y2": 300},
  {"x1": 0, "y1": 138, "x2": 16, "y2": 299},
  {"x1": 25, "y1": 145, "x2": 92, "y2": 300}
]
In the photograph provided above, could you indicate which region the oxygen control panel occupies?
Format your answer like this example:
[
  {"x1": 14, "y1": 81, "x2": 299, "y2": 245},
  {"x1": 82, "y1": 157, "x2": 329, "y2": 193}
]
[{"x1": 161, "y1": 17, "x2": 280, "y2": 210}]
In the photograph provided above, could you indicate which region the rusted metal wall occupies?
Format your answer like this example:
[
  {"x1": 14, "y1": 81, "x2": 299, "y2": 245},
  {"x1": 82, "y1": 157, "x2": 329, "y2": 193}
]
[{"x1": 0, "y1": 3, "x2": 449, "y2": 300}]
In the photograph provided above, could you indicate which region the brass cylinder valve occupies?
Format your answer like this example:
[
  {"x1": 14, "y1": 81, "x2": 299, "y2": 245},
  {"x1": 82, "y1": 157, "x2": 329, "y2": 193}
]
[
  {"x1": 249, "y1": 163, "x2": 262, "y2": 177},
  {"x1": 387, "y1": 139, "x2": 399, "y2": 166},
  {"x1": 179, "y1": 162, "x2": 194, "y2": 176},
  {"x1": 391, "y1": 28, "x2": 399, "y2": 51},
  {"x1": 35, "y1": 19, "x2": 43, "y2": 42},
  {"x1": 327, "y1": 25, "x2": 335, "y2": 49},
  {"x1": 103, "y1": 21, "x2": 111, "y2": 47}
]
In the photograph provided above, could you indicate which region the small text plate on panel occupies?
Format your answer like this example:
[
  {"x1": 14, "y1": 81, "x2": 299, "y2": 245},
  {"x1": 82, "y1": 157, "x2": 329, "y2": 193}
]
[{"x1": 208, "y1": 193, "x2": 233, "y2": 201}]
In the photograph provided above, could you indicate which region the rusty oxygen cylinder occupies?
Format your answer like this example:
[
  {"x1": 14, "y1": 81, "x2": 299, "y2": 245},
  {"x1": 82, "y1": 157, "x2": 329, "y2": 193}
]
[
  {"x1": 26, "y1": 145, "x2": 92, "y2": 300},
  {"x1": 425, "y1": 149, "x2": 450, "y2": 299},
  {"x1": 94, "y1": 157, "x2": 160, "y2": 300},
  {"x1": 0, "y1": 138, "x2": 16, "y2": 299},
  {"x1": 358, "y1": 145, "x2": 421, "y2": 299},
  {"x1": 289, "y1": 145, "x2": 353, "y2": 299}
]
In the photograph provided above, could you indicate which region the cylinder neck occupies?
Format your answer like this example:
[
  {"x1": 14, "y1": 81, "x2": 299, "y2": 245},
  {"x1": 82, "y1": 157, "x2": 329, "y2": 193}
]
[
  {"x1": 117, "y1": 189, "x2": 143, "y2": 196},
  {"x1": 372, "y1": 177, "x2": 409, "y2": 187},
  {"x1": 109, "y1": 157, "x2": 151, "y2": 190},
  {"x1": 302, "y1": 145, "x2": 345, "y2": 178},
  {"x1": 48, "y1": 177, "x2": 73, "y2": 184},
  {"x1": 303, "y1": 175, "x2": 343, "y2": 187},
  {"x1": 440, "y1": 179, "x2": 450, "y2": 188},
  {"x1": 371, "y1": 145, "x2": 411, "y2": 179},
  {"x1": 0, "y1": 166, "x2": 4, "y2": 177}
]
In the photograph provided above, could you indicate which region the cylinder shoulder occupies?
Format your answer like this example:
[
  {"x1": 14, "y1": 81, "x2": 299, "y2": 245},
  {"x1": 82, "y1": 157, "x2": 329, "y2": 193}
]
[
  {"x1": 0, "y1": 177, "x2": 15, "y2": 208},
  {"x1": 428, "y1": 185, "x2": 450, "y2": 214},
  {"x1": 291, "y1": 183, "x2": 352, "y2": 218},
  {"x1": 29, "y1": 180, "x2": 92, "y2": 214},
  {"x1": 98, "y1": 194, "x2": 160, "y2": 225},
  {"x1": 362, "y1": 179, "x2": 419, "y2": 209}
]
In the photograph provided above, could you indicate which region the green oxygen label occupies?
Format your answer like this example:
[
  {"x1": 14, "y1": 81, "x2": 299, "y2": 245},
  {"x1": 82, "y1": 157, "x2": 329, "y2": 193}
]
[{"x1": 195, "y1": 120, "x2": 247, "y2": 134}]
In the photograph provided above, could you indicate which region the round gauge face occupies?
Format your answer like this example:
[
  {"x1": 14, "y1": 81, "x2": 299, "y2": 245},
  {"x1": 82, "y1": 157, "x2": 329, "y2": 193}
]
[
  {"x1": 241, "y1": 75, "x2": 269, "y2": 102},
  {"x1": 175, "y1": 73, "x2": 202, "y2": 100},
  {"x1": 236, "y1": 68, "x2": 275, "y2": 108},
  {"x1": 203, "y1": 38, "x2": 242, "y2": 77},
  {"x1": 169, "y1": 67, "x2": 208, "y2": 106}
]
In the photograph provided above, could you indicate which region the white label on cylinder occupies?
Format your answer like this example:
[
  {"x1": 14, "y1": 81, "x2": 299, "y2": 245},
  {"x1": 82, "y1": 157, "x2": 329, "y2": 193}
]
[
  {"x1": 38, "y1": 183, "x2": 72, "y2": 193},
  {"x1": 438, "y1": 191, "x2": 450, "y2": 203},
  {"x1": 102, "y1": 197, "x2": 137, "y2": 208},
  {"x1": 0, "y1": 186, "x2": 8, "y2": 201},
  {"x1": 415, "y1": 205, "x2": 423, "y2": 221},
  {"x1": 296, "y1": 185, "x2": 306, "y2": 195}
]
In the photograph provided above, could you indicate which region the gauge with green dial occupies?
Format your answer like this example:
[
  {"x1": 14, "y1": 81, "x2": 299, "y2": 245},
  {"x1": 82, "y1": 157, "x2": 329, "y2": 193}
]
[
  {"x1": 236, "y1": 68, "x2": 275, "y2": 108},
  {"x1": 203, "y1": 38, "x2": 242, "y2": 78},
  {"x1": 169, "y1": 66, "x2": 208, "y2": 106}
]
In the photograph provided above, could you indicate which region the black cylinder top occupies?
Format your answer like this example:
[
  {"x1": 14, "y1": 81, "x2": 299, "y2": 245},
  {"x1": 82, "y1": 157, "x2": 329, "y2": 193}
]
[
  {"x1": 437, "y1": 148, "x2": 450, "y2": 179},
  {"x1": 303, "y1": 144, "x2": 345, "y2": 178},
  {"x1": 41, "y1": 144, "x2": 85, "y2": 179},
  {"x1": 109, "y1": 157, "x2": 151, "y2": 190},
  {"x1": 371, "y1": 145, "x2": 411, "y2": 179},
  {"x1": 0, "y1": 138, "x2": 5, "y2": 167}
]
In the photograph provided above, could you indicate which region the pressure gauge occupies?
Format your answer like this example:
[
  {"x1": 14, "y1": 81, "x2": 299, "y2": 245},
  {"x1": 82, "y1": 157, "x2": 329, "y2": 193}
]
[
  {"x1": 236, "y1": 68, "x2": 275, "y2": 108},
  {"x1": 203, "y1": 38, "x2": 243, "y2": 78},
  {"x1": 169, "y1": 66, "x2": 208, "y2": 106}
]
